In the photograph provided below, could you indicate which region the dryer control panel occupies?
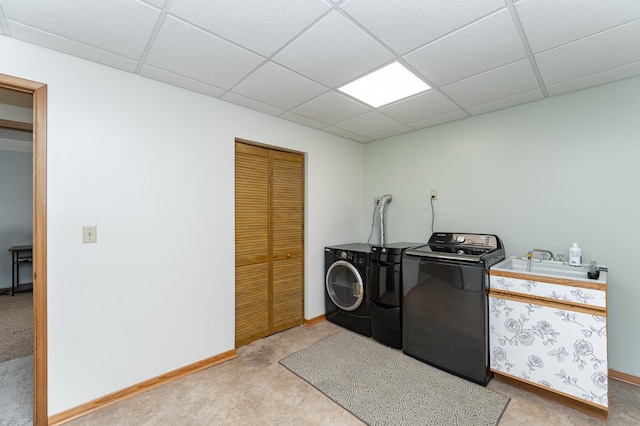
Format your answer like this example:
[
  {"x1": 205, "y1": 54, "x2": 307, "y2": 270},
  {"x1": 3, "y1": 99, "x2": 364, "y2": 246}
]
[{"x1": 338, "y1": 250, "x2": 366, "y2": 265}]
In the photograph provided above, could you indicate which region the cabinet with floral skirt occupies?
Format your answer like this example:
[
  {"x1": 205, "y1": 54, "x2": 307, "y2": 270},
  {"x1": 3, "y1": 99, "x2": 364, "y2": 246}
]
[{"x1": 488, "y1": 270, "x2": 608, "y2": 419}]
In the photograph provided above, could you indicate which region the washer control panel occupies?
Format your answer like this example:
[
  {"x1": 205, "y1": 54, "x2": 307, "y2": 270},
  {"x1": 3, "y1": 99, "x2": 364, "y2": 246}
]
[{"x1": 430, "y1": 233, "x2": 498, "y2": 249}]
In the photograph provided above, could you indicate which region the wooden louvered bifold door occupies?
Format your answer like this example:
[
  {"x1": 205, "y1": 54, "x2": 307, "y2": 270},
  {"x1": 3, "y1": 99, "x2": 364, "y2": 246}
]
[
  {"x1": 271, "y1": 150, "x2": 304, "y2": 333},
  {"x1": 235, "y1": 141, "x2": 304, "y2": 348}
]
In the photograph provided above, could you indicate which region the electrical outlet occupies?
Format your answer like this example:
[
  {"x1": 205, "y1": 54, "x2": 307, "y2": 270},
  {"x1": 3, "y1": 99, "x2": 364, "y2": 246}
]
[
  {"x1": 431, "y1": 189, "x2": 438, "y2": 200},
  {"x1": 83, "y1": 226, "x2": 97, "y2": 243},
  {"x1": 374, "y1": 197, "x2": 381, "y2": 206}
]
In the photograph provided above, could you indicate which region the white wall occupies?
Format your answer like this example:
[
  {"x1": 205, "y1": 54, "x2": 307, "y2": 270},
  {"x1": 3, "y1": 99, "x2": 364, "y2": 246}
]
[
  {"x1": 364, "y1": 75, "x2": 640, "y2": 377},
  {"x1": 0, "y1": 150, "x2": 33, "y2": 287},
  {"x1": 0, "y1": 36, "x2": 364, "y2": 415}
]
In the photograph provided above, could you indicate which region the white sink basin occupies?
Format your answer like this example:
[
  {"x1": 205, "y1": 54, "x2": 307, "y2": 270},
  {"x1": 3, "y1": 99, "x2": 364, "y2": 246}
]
[{"x1": 492, "y1": 257, "x2": 606, "y2": 283}]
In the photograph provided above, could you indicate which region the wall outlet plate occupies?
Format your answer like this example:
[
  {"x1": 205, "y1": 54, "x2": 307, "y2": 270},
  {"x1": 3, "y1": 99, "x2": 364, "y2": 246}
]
[{"x1": 83, "y1": 226, "x2": 97, "y2": 243}]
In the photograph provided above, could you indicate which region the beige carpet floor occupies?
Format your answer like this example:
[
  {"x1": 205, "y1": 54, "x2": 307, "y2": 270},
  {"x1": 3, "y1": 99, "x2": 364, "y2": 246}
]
[{"x1": 0, "y1": 292, "x2": 33, "y2": 363}]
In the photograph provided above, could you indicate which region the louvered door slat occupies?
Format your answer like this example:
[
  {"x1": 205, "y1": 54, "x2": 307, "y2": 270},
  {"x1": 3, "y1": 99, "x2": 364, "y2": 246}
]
[
  {"x1": 235, "y1": 143, "x2": 270, "y2": 346},
  {"x1": 271, "y1": 150, "x2": 304, "y2": 329}
]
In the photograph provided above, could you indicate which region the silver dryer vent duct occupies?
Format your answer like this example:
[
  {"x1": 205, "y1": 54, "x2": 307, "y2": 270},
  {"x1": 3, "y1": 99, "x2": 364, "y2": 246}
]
[{"x1": 376, "y1": 194, "x2": 392, "y2": 246}]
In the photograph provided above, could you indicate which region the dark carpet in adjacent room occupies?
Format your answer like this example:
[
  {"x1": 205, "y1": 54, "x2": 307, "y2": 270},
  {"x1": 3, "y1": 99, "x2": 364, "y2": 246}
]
[{"x1": 0, "y1": 292, "x2": 33, "y2": 363}]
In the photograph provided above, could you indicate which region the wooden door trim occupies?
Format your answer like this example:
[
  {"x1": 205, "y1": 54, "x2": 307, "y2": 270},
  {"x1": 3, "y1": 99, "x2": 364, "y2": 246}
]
[
  {"x1": 235, "y1": 137, "x2": 305, "y2": 156},
  {"x1": 0, "y1": 72, "x2": 48, "y2": 425}
]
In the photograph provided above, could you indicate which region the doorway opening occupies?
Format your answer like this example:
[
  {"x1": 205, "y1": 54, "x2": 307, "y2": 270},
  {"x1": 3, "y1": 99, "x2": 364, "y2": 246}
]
[{"x1": 0, "y1": 72, "x2": 47, "y2": 425}]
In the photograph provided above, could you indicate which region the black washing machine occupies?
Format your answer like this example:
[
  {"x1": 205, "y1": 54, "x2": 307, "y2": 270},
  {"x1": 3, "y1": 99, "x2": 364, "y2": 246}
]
[
  {"x1": 402, "y1": 232, "x2": 505, "y2": 385},
  {"x1": 369, "y1": 242, "x2": 422, "y2": 348},
  {"x1": 325, "y1": 243, "x2": 371, "y2": 337}
]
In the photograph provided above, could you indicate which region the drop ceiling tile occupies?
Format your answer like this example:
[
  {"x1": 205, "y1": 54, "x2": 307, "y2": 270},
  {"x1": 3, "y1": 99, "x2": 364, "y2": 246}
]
[
  {"x1": 536, "y1": 19, "x2": 640, "y2": 86},
  {"x1": 322, "y1": 126, "x2": 368, "y2": 142},
  {"x1": 168, "y1": 0, "x2": 330, "y2": 57},
  {"x1": 4, "y1": 0, "x2": 640, "y2": 142},
  {"x1": 231, "y1": 62, "x2": 328, "y2": 110},
  {"x1": 405, "y1": 9, "x2": 526, "y2": 86},
  {"x1": 368, "y1": 125, "x2": 416, "y2": 141},
  {"x1": 516, "y1": 0, "x2": 640, "y2": 53},
  {"x1": 220, "y1": 92, "x2": 285, "y2": 117},
  {"x1": 0, "y1": 7, "x2": 6, "y2": 35},
  {"x1": 379, "y1": 90, "x2": 460, "y2": 124},
  {"x1": 546, "y1": 60, "x2": 640, "y2": 96},
  {"x1": 279, "y1": 112, "x2": 327, "y2": 129},
  {"x1": 410, "y1": 110, "x2": 469, "y2": 130},
  {"x1": 273, "y1": 11, "x2": 393, "y2": 88},
  {"x1": 5, "y1": 21, "x2": 138, "y2": 72},
  {"x1": 143, "y1": 0, "x2": 166, "y2": 8},
  {"x1": 140, "y1": 65, "x2": 226, "y2": 98},
  {"x1": 335, "y1": 111, "x2": 403, "y2": 136},
  {"x1": 145, "y1": 16, "x2": 264, "y2": 89},
  {"x1": 441, "y1": 58, "x2": 539, "y2": 108},
  {"x1": 466, "y1": 88, "x2": 543, "y2": 115},
  {"x1": 0, "y1": 0, "x2": 160, "y2": 59},
  {"x1": 291, "y1": 91, "x2": 371, "y2": 125},
  {"x1": 341, "y1": 0, "x2": 505, "y2": 54},
  {"x1": 354, "y1": 136, "x2": 374, "y2": 143}
]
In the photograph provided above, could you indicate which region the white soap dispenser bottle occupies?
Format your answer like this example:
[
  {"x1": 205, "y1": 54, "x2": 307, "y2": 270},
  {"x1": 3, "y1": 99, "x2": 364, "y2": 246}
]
[{"x1": 569, "y1": 243, "x2": 582, "y2": 267}]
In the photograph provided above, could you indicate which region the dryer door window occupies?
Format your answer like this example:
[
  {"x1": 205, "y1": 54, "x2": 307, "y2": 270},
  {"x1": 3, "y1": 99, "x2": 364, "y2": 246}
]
[{"x1": 326, "y1": 260, "x2": 364, "y2": 312}]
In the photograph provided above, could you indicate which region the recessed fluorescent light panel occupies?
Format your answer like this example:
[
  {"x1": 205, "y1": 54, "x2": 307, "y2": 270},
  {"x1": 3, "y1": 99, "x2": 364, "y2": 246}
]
[{"x1": 338, "y1": 62, "x2": 430, "y2": 108}]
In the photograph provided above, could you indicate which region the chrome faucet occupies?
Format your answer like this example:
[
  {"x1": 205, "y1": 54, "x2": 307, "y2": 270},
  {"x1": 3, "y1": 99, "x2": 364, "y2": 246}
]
[{"x1": 526, "y1": 249, "x2": 554, "y2": 272}]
